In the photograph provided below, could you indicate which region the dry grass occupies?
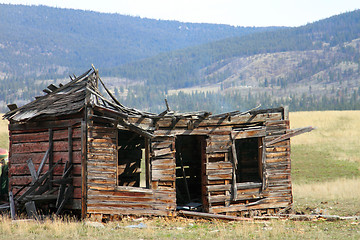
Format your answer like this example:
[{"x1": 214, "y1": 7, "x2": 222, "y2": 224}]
[
  {"x1": 0, "y1": 114, "x2": 9, "y2": 149},
  {"x1": 0, "y1": 215, "x2": 358, "y2": 240},
  {"x1": 293, "y1": 177, "x2": 360, "y2": 216},
  {"x1": 290, "y1": 111, "x2": 360, "y2": 163},
  {"x1": 290, "y1": 111, "x2": 360, "y2": 216}
]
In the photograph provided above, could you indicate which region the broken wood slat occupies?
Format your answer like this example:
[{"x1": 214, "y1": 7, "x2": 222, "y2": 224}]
[
  {"x1": 25, "y1": 201, "x2": 40, "y2": 220},
  {"x1": 43, "y1": 89, "x2": 51, "y2": 94},
  {"x1": 210, "y1": 199, "x2": 291, "y2": 214},
  {"x1": 153, "y1": 148, "x2": 174, "y2": 157},
  {"x1": 23, "y1": 194, "x2": 58, "y2": 202},
  {"x1": 33, "y1": 179, "x2": 50, "y2": 196},
  {"x1": 47, "y1": 84, "x2": 58, "y2": 92},
  {"x1": 266, "y1": 126, "x2": 315, "y2": 147},
  {"x1": 179, "y1": 210, "x2": 250, "y2": 221},
  {"x1": 56, "y1": 161, "x2": 70, "y2": 208},
  {"x1": 151, "y1": 141, "x2": 173, "y2": 149},
  {"x1": 27, "y1": 158, "x2": 38, "y2": 183},
  {"x1": 56, "y1": 185, "x2": 74, "y2": 215},
  {"x1": 17, "y1": 158, "x2": 62, "y2": 202}
]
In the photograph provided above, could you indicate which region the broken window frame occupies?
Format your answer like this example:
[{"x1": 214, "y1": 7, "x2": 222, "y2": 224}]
[
  {"x1": 116, "y1": 129, "x2": 151, "y2": 189},
  {"x1": 231, "y1": 127, "x2": 267, "y2": 197}
]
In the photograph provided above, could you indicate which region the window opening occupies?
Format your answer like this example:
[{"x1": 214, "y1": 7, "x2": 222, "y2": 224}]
[
  {"x1": 235, "y1": 137, "x2": 263, "y2": 183},
  {"x1": 117, "y1": 130, "x2": 148, "y2": 188}
]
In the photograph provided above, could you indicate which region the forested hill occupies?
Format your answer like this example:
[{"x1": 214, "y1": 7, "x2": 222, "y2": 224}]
[
  {"x1": 107, "y1": 9, "x2": 360, "y2": 89},
  {"x1": 0, "y1": 4, "x2": 277, "y2": 78},
  {"x1": 100, "y1": 9, "x2": 360, "y2": 114}
]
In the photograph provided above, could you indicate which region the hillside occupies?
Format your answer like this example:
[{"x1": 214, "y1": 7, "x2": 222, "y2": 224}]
[
  {"x1": 104, "y1": 9, "x2": 360, "y2": 113},
  {"x1": 0, "y1": 4, "x2": 276, "y2": 78}
]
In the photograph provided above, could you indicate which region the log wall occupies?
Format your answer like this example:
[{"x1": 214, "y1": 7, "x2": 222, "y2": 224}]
[
  {"x1": 153, "y1": 109, "x2": 292, "y2": 215},
  {"x1": 8, "y1": 118, "x2": 83, "y2": 209},
  {"x1": 86, "y1": 114, "x2": 176, "y2": 217}
]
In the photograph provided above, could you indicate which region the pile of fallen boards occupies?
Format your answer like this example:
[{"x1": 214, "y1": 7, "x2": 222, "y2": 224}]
[{"x1": 8, "y1": 151, "x2": 73, "y2": 220}]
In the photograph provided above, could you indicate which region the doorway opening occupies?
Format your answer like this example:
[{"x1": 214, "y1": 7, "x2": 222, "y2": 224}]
[{"x1": 175, "y1": 135, "x2": 205, "y2": 210}]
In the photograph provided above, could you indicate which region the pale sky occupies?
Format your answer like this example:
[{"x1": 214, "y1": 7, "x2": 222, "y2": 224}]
[{"x1": 1, "y1": 0, "x2": 359, "y2": 26}]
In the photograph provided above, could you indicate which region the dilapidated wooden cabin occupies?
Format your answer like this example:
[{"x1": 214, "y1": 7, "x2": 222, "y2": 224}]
[{"x1": 4, "y1": 68, "x2": 312, "y2": 219}]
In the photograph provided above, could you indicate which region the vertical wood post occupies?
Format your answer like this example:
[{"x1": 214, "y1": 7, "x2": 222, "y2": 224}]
[
  {"x1": 81, "y1": 120, "x2": 87, "y2": 219},
  {"x1": 49, "y1": 128, "x2": 53, "y2": 190},
  {"x1": 68, "y1": 127, "x2": 73, "y2": 164},
  {"x1": 9, "y1": 190, "x2": 16, "y2": 220},
  {"x1": 145, "y1": 138, "x2": 150, "y2": 189}
]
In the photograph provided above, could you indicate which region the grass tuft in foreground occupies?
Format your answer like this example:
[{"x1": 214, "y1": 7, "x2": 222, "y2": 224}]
[{"x1": 0, "y1": 215, "x2": 359, "y2": 240}]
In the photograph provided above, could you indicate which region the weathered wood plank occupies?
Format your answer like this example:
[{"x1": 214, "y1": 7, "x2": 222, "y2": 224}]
[
  {"x1": 206, "y1": 162, "x2": 233, "y2": 170},
  {"x1": 11, "y1": 128, "x2": 81, "y2": 143},
  {"x1": 11, "y1": 141, "x2": 82, "y2": 154},
  {"x1": 207, "y1": 173, "x2": 232, "y2": 181},
  {"x1": 9, "y1": 118, "x2": 82, "y2": 131},
  {"x1": 10, "y1": 151, "x2": 82, "y2": 164}
]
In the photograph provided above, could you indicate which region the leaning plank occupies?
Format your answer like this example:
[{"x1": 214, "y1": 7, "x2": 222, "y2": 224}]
[
  {"x1": 56, "y1": 161, "x2": 70, "y2": 208},
  {"x1": 179, "y1": 210, "x2": 251, "y2": 221},
  {"x1": 9, "y1": 191, "x2": 16, "y2": 220},
  {"x1": 27, "y1": 158, "x2": 38, "y2": 183},
  {"x1": 37, "y1": 146, "x2": 51, "y2": 176},
  {"x1": 266, "y1": 126, "x2": 314, "y2": 146}
]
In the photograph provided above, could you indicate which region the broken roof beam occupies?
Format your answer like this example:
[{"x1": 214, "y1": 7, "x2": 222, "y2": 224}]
[
  {"x1": 266, "y1": 126, "x2": 315, "y2": 147},
  {"x1": 7, "y1": 104, "x2": 18, "y2": 111},
  {"x1": 47, "y1": 84, "x2": 58, "y2": 92},
  {"x1": 118, "y1": 119, "x2": 155, "y2": 139}
]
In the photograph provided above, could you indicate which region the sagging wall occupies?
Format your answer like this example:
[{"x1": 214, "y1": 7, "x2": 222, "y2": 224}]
[
  {"x1": 8, "y1": 117, "x2": 83, "y2": 209},
  {"x1": 85, "y1": 107, "x2": 291, "y2": 217}
]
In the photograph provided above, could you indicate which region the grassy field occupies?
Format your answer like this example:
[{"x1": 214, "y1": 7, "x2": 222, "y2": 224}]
[
  {"x1": 0, "y1": 114, "x2": 8, "y2": 149},
  {"x1": 290, "y1": 111, "x2": 360, "y2": 217},
  {"x1": 0, "y1": 111, "x2": 359, "y2": 239}
]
